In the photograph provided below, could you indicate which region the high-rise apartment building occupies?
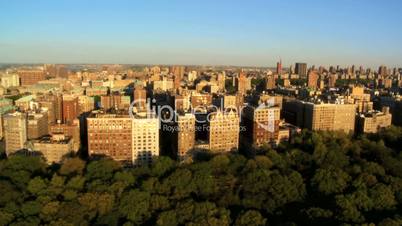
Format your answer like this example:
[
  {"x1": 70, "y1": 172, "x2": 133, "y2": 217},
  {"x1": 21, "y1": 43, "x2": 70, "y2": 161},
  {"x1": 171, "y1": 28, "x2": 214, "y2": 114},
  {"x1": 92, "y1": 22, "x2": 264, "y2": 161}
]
[
  {"x1": 87, "y1": 113, "x2": 133, "y2": 163},
  {"x1": 87, "y1": 111, "x2": 160, "y2": 165},
  {"x1": 304, "y1": 103, "x2": 356, "y2": 133},
  {"x1": 27, "y1": 110, "x2": 49, "y2": 140},
  {"x1": 283, "y1": 100, "x2": 356, "y2": 133},
  {"x1": 378, "y1": 65, "x2": 388, "y2": 77},
  {"x1": 101, "y1": 94, "x2": 131, "y2": 111},
  {"x1": 176, "y1": 113, "x2": 195, "y2": 160},
  {"x1": 18, "y1": 70, "x2": 45, "y2": 86},
  {"x1": 295, "y1": 63, "x2": 307, "y2": 77},
  {"x1": 153, "y1": 77, "x2": 174, "y2": 91},
  {"x1": 171, "y1": 66, "x2": 185, "y2": 90},
  {"x1": 49, "y1": 119, "x2": 81, "y2": 152},
  {"x1": 0, "y1": 98, "x2": 15, "y2": 139},
  {"x1": 307, "y1": 71, "x2": 319, "y2": 89},
  {"x1": 133, "y1": 86, "x2": 147, "y2": 112},
  {"x1": 217, "y1": 72, "x2": 226, "y2": 91},
  {"x1": 37, "y1": 93, "x2": 63, "y2": 125},
  {"x1": 209, "y1": 111, "x2": 239, "y2": 152},
  {"x1": 174, "y1": 94, "x2": 191, "y2": 112},
  {"x1": 0, "y1": 73, "x2": 20, "y2": 88},
  {"x1": 78, "y1": 95, "x2": 95, "y2": 114},
  {"x1": 242, "y1": 105, "x2": 281, "y2": 146},
  {"x1": 4, "y1": 112, "x2": 27, "y2": 155},
  {"x1": 223, "y1": 94, "x2": 243, "y2": 110},
  {"x1": 132, "y1": 113, "x2": 159, "y2": 165},
  {"x1": 62, "y1": 95, "x2": 79, "y2": 124},
  {"x1": 266, "y1": 75, "x2": 276, "y2": 89},
  {"x1": 328, "y1": 73, "x2": 337, "y2": 88},
  {"x1": 236, "y1": 71, "x2": 248, "y2": 95},
  {"x1": 191, "y1": 93, "x2": 212, "y2": 109}
]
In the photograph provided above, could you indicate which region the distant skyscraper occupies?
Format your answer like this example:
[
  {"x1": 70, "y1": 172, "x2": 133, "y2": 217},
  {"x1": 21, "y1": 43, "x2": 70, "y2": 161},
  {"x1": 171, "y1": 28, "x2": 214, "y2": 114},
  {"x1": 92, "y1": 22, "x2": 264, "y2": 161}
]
[
  {"x1": 307, "y1": 71, "x2": 319, "y2": 89},
  {"x1": 266, "y1": 75, "x2": 276, "y2": 89},
  {"x1": 328, "y1": 73, "x2": 337, "y2": 88},
  {"x1": 172, "y1": 66, "x2": 185, "y2": 90},
  {"x1": 56, "y1": 65, "x2": 69, "y2": 78},
  {"x1": 378, "y1": 65, "x2": 388, "y2": 77},
  {"x1": 236, "y1": 71, "x2": 248, "y2": 95},
  {"x1": 276, "y1": 59, "x2": 282, "y2": 75},
  {"x1": 217, "y1": 72, "x2": 226, "y2": 91},
  {"x1": 295, "y1": 63, "x2": 307, "y2": 77}
]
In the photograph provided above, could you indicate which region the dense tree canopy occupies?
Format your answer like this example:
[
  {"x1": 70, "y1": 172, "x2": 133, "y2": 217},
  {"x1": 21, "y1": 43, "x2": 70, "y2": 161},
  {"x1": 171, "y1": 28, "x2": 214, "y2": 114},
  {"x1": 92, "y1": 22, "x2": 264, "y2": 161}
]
[{"x1": 1, "y1": 127, "x2": 402, "y2": 225}]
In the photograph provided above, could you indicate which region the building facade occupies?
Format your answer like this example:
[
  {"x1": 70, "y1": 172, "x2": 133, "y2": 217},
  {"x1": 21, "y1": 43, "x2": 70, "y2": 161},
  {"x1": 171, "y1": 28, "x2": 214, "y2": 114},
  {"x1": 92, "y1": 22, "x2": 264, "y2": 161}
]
[
  {"x1": 132, "y1": 114, "x2": 159, "y2": 165},
  {"x1": 176, "y1": 113, "x2": 195, "y2": 160},
  {"x1": 32, "y1": 134, "x2": 74, "y2": 164},
  {"x1": 209, "y1": 111, "x2": 239, "y2": 152},
  {"x1": 18, "y1": 70, "x2": 45, "y2": 86},
  {"x1": 87, "y1": 114, "x2": 133, "y2": 163},
  {"x1": 4, "y1": 112, "x2": 27, "y2": 155}
]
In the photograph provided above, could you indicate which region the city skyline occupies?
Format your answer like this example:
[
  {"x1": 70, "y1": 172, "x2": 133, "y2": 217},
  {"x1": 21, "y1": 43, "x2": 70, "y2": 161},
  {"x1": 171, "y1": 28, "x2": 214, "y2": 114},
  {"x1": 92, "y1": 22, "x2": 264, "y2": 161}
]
[{"x1": 1, "y1": 0, "x2": 402, "y2": 67}]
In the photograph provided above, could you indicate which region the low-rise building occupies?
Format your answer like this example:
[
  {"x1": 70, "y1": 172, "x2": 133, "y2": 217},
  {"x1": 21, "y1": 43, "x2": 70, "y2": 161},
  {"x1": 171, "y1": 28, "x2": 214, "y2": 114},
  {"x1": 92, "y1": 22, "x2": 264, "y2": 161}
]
[
  {"x1": 356, "y1": 107, "x2": 392, "y2": 133},
  {"x1": 32, "y1": 134, "x2": 74, "y2": 164}
]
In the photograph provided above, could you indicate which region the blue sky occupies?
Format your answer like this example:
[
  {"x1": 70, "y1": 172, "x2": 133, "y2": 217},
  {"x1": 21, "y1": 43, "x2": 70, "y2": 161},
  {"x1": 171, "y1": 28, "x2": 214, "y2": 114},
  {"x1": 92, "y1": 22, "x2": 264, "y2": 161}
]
[{"x1": 0, "y1": 0, "x2": 401, "y2": 68}]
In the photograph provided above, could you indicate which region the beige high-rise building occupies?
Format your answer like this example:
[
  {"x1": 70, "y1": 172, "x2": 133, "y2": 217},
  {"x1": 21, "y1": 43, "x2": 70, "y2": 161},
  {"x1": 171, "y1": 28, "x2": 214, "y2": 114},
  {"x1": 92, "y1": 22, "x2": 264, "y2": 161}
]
[
  {"x1": 236, "y1": 72, "x2": 250, "y2": 95},
  {"x1": 217, "y1": 72, "x2": 226, "y2": 91},
  {"x1": 0, "y1": 99, "x2": 15, "y2": 139},
  {"x1": 176, "y1": 113, "x2": 195, "y2": 160},
  {"x1": 27, "y1": 110, "x2": 49, "y2": 139},
  {"x1": 32, "y1": 134, "x2": 74, "y2": 164},
  {"x1": 132, "y1": 113, "x2": 159, "y2": 165},
  {"x1": 4, "y1": 112, "x2": 27, "y2": 155},
  {"x1": 153, "y1": 77, "x2": 174, "y2": 91},
  {"x1": 0, "y1": 73, "x2": 20, "y2": 88},
  {"x1": 209, "y1": 111, "x2": 239, "y2": 152},
  {"x1": 304, "y1": 103, "x2": 356, "y2": 133},
  {"x1": 347, "y1": 85, "x2": 373, "y2": 113},
  {"x1": 307, "y1": 71, "x2": 319, "y2": 89},
  {"x1": 266, "y1": 75, "x2": 276, "y2": 89},
  {"x1": 258, "y1": 94, "x2": 283, "y2": 109},
  {"x1": 223, "y1": 94, "x2": 243, "y2": 110},
  {"x1": 78, "y1": 95, "x2": 95, "y2": 114},
  {"x1": 357, "y1": 108, "x2": 392, "y2": 133}
]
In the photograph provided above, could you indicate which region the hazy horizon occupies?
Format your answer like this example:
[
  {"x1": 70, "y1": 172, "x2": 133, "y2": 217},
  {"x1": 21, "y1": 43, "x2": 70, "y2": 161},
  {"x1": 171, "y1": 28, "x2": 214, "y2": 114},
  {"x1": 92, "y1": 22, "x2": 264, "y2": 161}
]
[{"x1": 1, "y1": 0, "x2": 402, "y2": 68}]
